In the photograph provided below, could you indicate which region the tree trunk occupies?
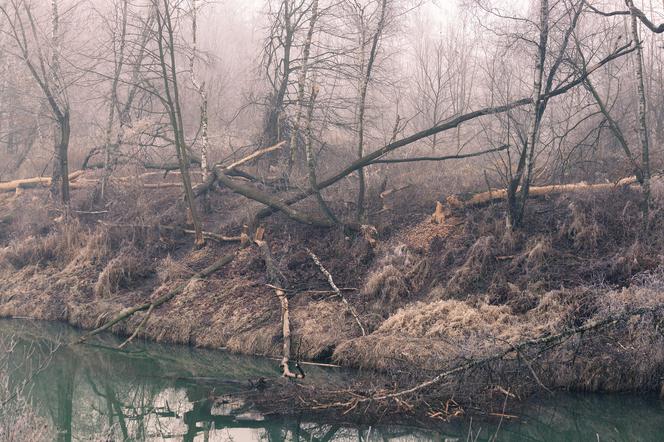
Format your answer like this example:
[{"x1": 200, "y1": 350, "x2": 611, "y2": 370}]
[
  {"x1": 305, "y1": 84, "x2": 339, "y2": 224},
  {"x1": 355, "y1": 0, "x2": 387, "y2": 223},
  {"x1": 627, "y1": 0, "x2": 652, "y2": 217},
  {"x1": 507, "y1": 0, "x2": 549, "y2": 229},
  {"x1": 155, "y1": 0, "x2": 204, "y2": 247},
  {"x1": 190, "y1": 0, "x2": 211, "y2": 212},
  {"x1": 51, "y1": 113, "x2": 70, "y2": 206},
  {"x1": 288, "y1": 0, "x2": 318, "y2": 175}
]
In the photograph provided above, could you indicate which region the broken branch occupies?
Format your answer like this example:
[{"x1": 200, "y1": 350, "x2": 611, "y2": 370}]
[{"x1": 306, "y1": 248, "x2": 366, "y2": 336}]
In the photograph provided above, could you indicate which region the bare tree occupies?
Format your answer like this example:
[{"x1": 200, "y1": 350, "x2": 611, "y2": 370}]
[
  {"x1": 348, "y1": 0, "x2": 388, "y2": 222},
  {"x1": 152, "y1": 0, "x2": 204, "y2": 246},
  {"x1": 0, "y1": 0, "x2": 72, "y2": 206}
]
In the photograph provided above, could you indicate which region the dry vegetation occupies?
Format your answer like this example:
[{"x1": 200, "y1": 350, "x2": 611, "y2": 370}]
[{"x1": 3, "y1": 173, "x2": 664, "y2": 415}]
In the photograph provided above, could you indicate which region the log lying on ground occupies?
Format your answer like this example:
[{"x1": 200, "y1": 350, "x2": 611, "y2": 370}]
[
  {"x1": 75, "y1": 250, "x2": 237, "y2": 345},
  {"x1": 446, "y1": 176, "x2": 639, "y2": 209},
  {"x1": 214, "y1": 169, "x2": 334, "y2": 228},
  {"x1": 0, "y1": 171, "x2": 85, "y2": 193},
  {"x1": 100, "y1": 222, "x2": 242, "y2": 243}
]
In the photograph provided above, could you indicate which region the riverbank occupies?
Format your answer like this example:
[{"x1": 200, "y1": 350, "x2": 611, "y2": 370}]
[{"x1": 2, "y1": 179, "x2": 664, "y2": 415}]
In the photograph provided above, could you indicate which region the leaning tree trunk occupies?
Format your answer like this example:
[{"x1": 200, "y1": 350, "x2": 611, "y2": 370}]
[
  {"x1": 627, "y1": 0, "x2": 652, "y2": 218},
  {"x1": 506, "y1": 0, "x2": 549, "y2": 229},
  {"x1": 155, "y1": 0, "x2": 204, "y2": 247},
  {"x1": 288, "y1": 0, "x2": 318, "y2": 175},
  {"x1": 305, "y1": 84, "x2": 339, "y2": 225},
  {"x1": 355, "y1": 0, "x2": 387, "y2": 223}
]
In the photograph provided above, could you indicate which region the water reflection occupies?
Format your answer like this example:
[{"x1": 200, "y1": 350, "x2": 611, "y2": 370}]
[{"x1": 1, "y1": 319, "x2": 664, "y2": 441}]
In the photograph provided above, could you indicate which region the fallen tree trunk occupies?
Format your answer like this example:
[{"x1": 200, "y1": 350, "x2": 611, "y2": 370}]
[
  {"x1": 213, "y1": 169, "x2": 334, "y2": 228},
  {"x1": 307, "y1": 248, "x2": 365, "y2": 336},
  {"x1": 446, "y1": 176, "x2": 639, "y2": 209},
  {"x1": 75, "y1": 251, "x2": 237, "y2": 344},
  {"x1": 100, "y1": 222, "x2": 241, "y2": 243},
  {"x1": 0, "y1": 171, "x2": 85, "y2": 193},
  {"x1": 255, "y1": 236, "x2": 304, "y2": 379}
]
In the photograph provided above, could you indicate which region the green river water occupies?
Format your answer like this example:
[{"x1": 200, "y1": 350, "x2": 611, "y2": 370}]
[{"x1": 0, "y1": 319, "x2": 663, "y2": 441}]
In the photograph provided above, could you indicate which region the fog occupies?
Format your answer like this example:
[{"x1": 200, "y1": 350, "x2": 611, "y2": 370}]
[{"x1": 1, "y1": 0, "x2": 663, "y2": 229}]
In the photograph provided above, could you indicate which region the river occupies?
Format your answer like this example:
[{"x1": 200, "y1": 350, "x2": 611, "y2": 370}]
[{"x1": 0, "y1": 319, "x2": 662, "y2": 441}]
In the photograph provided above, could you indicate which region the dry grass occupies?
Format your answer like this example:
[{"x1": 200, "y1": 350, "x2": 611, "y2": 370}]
[
  {"x1": 445, "y1": 235, "x2": 496, "y2": 297},
  {"x1": 93, "y1": 248, "x2": 154, "y2": 297},
  {"x1": 2, "y1": 220, "x2": 84, "y2": 270},
  {"x1": 4, "y1": 177, "x2": 664, "y2": 410}
]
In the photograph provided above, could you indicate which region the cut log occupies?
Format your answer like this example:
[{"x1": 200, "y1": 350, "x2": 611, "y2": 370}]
[
  {"x1": 0, "y1": 171, "x2": 85, "y2": 193},
  {"x1": 447, "y1": 176, "x2": 639, "y2": 209}
]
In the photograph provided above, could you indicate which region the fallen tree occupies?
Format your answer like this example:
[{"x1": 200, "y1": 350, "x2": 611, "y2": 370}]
[
  {"x1": 100, "y1": 222, "x2": 242, "y2": 243},
  {"x1": 248, "y1": 42, "x2": 635, "y2": 224},
  {"x1": 0, "y1": 171, "x2": 85, "y2": 193},
  {"x1": 256, "y1": 232, "x2": 305, "y2": 379},
  {"x1": 75, "y1": 250, "x2": 238, "y2": 344},
  {"x1": 443, "y1": 176, "x2": 640, "y2": 210}
]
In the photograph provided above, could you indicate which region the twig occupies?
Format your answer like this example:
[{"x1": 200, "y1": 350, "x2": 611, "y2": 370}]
[
  {"x1": 306, "y1": 248, "x2": 366, "y2": 336},
  {"x1": 118, "y1": 304, "x2": 154, "y2": 349}
]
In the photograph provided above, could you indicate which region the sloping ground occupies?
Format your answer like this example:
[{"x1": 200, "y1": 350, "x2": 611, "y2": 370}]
[{"x1": 2, "y1": 179, "x2": 664, "y2": 405}]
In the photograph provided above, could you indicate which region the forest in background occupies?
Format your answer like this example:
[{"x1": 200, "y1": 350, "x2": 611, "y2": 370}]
[{"x1": 3, "y1": 0, "x2": 664, "y2": 420}]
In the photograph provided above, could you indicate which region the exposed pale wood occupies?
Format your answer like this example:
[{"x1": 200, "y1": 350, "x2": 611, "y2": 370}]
[
  {"x1": 221, "y1": 141, "x2": 286, "y2": 171},
  {"x1": 307, "y1": 248, "x2": 365, "y2": 336},
  {"x1": 447, "y1": 176, "x2": 639, "y2": 209},
  {"x1": 255, "y1": 237, "x2": 304, "y2": 379},
  {"x1": 0, "y1": 170, "x2": 84, "y2": 193}
]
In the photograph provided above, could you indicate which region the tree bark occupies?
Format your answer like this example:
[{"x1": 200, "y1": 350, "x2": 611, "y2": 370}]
[
  {"x1": 155, "y1": 0, "x2": 204, "y2": 247},
  {"x1": 627, "y1": 0, "x2": 652, "y2": 216},
  {"x1": 355, "y1": 0, "x2": 387, "y2": 223},
  {"x1": 288, "y1": 0, "x2": 318, "y2": 175}
]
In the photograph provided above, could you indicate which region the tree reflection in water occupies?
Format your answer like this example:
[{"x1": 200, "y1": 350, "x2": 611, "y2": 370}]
[{"x1": 1, "y1": 319, "x2": 664, "y2": 441}]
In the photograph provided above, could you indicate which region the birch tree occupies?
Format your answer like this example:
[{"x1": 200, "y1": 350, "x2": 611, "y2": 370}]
[{"x1": 189, "y1": 0, "x2": 211, "y2": 210}]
